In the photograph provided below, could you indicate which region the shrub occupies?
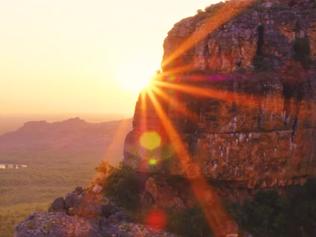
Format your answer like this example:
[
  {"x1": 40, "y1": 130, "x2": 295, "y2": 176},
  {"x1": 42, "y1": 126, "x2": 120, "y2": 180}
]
[
  {"x1": 238, "y1": 191, "x2": 287, "y2": 237},
  {"x1": 228, "y1": 179, "x2": 316, "y2": 237},
  {"x1": 103, "y1": 165, "x2": 141, "y2": 211},
  {"x1": 167, "y1": 206, "x2": 213, "y2": 237},
  {"x1": 293, "y1": 37, "x2": 311, "y2": 69}
]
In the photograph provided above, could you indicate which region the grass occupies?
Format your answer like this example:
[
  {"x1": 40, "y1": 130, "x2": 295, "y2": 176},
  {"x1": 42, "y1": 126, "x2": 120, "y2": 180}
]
[
  {"x1": 0, "y1": 154, "x2": 100, "y2": 237},
  {"x1": 0, "y1": 203, "x2": 49, "y2": 237}
]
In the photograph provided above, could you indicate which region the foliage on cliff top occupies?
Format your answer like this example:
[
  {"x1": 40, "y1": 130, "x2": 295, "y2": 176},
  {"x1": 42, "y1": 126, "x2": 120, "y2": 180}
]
[
  {"x1": 229, "y1": 179, "x2": 316, "y2": 237},
  {"x1": 103, "y1": 165, "x2": 142, "y2": 211},
  {"x1": 167, "y1": 206, "x2": 213, "y2": 237}
]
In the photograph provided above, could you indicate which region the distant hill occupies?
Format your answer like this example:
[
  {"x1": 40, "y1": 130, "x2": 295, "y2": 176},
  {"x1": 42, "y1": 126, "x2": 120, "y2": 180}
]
[
  {"x1": 0, "y1": 118, "x2": 132, "y2": 166},
  {"x1": 0, "y1": 114, "x2": 131, "y2": 135},
  {"x1": 0, "y1": 118, "x2": 132, "y2": 236}
]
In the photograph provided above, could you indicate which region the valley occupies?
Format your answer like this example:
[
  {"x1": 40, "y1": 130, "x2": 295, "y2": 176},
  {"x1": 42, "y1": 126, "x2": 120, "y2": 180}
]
[{"x1": 0, "y1": 118, "x2": 131, "y2": 237}]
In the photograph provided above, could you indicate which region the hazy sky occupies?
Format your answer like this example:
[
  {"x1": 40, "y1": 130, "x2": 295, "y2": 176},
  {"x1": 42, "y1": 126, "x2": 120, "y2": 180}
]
[{"x1": 0, "y1": 0, "x2": 217, "y2": 118}]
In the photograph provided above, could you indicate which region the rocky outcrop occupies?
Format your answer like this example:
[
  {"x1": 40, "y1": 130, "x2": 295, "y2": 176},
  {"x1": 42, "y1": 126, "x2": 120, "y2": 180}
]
[
  {"x1": 141, "y1": 176, "x2": 195, "y2": 209},
  {"x1": 15, "y1": 212, "x2": 175, "y2": 237},
  {"x1": 124, "y1": 0, "x2": 316, "y2": 189},
  {"x1": 15, "y1": 187, "x2": 175, "y2": 237},
  {"x1": 163, "y1": 0, "x2": 316, "y2": 73}
]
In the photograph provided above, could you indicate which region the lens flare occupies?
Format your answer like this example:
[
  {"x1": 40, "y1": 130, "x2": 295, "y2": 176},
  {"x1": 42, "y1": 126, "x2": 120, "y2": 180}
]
[
  {"x1": 139, "y1": 131, "x2": 161, "y2": 150},
  {"x1": 145, "y1": 209, "x2": 167, "y2": 231},
  {"x1": 148, "y1": 157, "x2": 158, "y2": 166}
]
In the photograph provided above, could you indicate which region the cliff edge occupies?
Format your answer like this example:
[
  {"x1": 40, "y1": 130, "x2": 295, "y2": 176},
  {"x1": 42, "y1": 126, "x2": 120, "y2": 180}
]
[{"x1": 124, "y1": 0, "x2": 316, "y2": 189}]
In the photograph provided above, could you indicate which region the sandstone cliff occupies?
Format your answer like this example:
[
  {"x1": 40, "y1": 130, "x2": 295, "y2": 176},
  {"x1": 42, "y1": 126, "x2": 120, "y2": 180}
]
[{"x1": 124, "y1": 0, "x2": 316, "y2": 189}]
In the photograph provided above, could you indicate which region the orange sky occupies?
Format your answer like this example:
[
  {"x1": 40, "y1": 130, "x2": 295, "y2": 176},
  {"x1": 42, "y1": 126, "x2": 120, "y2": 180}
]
[{"x1": 0, "y1": 0, "x2": 218, "y2": 118}]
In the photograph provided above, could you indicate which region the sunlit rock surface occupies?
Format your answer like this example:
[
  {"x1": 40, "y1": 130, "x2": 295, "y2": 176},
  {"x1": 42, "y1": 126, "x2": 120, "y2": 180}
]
[{"x1": 124, "y1": 0, "x2": 316, "y2": 189}]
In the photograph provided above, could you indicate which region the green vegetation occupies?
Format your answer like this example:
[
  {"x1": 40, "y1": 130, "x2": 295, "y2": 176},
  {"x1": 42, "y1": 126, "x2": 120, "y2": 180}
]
[
  {"x1": 103, "y1": 165, "x2": 212, "y2": 237},
  {"x1": 165, "y1": 176, "x2": 212, "y2": 236},
  {"x1": 103, "y1": 165, "x2": 141, "y2": 211},
  {"x1": 229, "y1": 179, "x2": 316, "y2": 237},
  {"x1": 293, "y1": 37, "x2": 311, "y2": 69},
  {"x1": 103, "y1": 165, "x2": 316, "y2": 237},
  {"x1": 167, "y1": 207, "x2": 212, "y2": 237},
  {"x1": 0, "y1": 153, "x2": 99, "y2": 237},
  {"x1": 0, "y1": 203, "x2": 48, "y2": 236}
]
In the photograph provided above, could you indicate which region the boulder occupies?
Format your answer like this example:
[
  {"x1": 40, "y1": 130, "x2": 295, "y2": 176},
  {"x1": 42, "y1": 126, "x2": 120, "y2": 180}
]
[{"x1": 48, "y1": 197, "x2": 65, "y2": 212}]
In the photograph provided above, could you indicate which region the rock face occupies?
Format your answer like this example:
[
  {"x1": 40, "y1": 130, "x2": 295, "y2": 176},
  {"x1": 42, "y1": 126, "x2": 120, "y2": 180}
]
[
  {"x1": 163, "y1": 0, "x2": 316, "y2": 73},
  {"x1": 124, "y1": 0, "x2": 316, "y2": 189}
]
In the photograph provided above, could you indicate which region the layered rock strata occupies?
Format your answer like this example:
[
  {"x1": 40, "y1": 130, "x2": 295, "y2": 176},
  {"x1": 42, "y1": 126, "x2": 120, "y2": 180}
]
[{"x1": 124, "y1": 0, "x2": 316, "y2": 189}]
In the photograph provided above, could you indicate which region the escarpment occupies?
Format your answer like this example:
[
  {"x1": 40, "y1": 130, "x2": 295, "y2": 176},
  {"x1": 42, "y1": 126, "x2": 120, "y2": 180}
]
[{"x1": 124, "y1": 0, "x2": 316, "y2": 189}]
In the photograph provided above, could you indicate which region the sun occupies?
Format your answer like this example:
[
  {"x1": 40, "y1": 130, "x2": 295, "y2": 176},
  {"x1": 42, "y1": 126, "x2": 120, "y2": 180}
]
[{"x1": 115, "y1": 58, "x2": 158, "y2": 94}]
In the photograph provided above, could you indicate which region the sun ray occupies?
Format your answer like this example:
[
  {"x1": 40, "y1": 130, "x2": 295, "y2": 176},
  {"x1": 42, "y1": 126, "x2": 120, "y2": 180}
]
[
  {"x1": 151, "y1": 86, "x2": 200, "y2": 123},
  {"x1": 155, "y1": 77, "x2": 316, "y2": 123},
  {"x1": 162, "y1": 0, "x2": 256, "y2": 69},
  {"x1": 155, "y1": 80, "x2": 287, "y2": 115},
  {"x1": 160, "y1": 63, "x2": 196, "y2": 78},
  {"x1": 140, "y1": 90, "x2": 148, "y2": 131},
  {"x1": 147, "y1": 90, "x2": 239, "y2": 237}
]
